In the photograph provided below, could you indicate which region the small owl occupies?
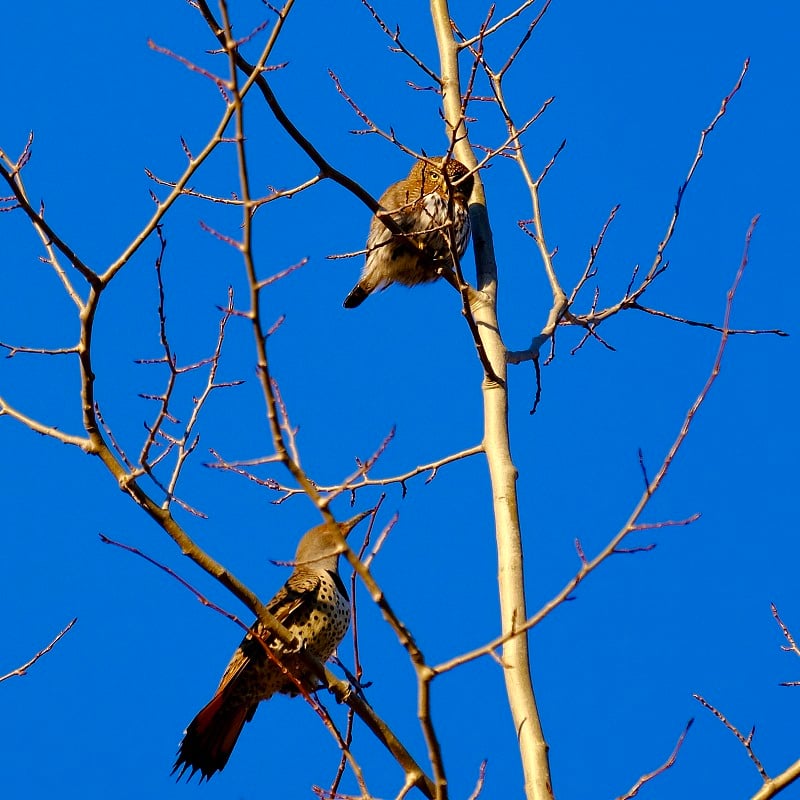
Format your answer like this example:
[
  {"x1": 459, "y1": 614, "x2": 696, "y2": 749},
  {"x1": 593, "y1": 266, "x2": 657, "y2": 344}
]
[{"x1": 343, "y1": 156, "x2": 474, "y2": 308}]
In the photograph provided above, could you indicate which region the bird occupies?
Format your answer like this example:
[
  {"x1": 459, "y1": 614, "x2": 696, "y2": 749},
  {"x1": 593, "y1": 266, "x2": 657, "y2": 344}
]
[
  {"x1": 342, "y1": 156, "x2": 474, "y2": 308},
  {"x1": 172, "y1": 514, "x2": 366, "y2": 782}
]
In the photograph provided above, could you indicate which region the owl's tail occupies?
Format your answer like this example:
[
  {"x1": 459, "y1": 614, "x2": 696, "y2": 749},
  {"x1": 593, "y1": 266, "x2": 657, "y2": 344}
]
[
  {"x1": 343, "y1": 283, "x2": 370, "y2": 308},
  {"x1": 172, "y1": 689, "x2": 256, "y2": 782}
]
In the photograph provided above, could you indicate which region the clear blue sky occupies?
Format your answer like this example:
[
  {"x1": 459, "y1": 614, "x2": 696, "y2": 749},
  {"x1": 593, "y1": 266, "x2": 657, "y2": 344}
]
[{"x1": 1, "y1": 2, "x2": 797, "y2": 799}]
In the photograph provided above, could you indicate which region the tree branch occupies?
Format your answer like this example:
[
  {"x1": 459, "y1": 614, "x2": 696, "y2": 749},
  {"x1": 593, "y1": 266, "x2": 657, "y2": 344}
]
[
  {"x1": 0, "y1": 618, "x2": 78, "y2": 683},
  {"x1": 430, "y1": 3, "x2": 554, "y2": 800}
]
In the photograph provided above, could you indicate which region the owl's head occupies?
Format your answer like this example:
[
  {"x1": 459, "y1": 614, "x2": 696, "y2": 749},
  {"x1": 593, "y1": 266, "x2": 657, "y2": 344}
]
[{"x1": 410, "y1": 157, "x2": 474, "y2": 200}]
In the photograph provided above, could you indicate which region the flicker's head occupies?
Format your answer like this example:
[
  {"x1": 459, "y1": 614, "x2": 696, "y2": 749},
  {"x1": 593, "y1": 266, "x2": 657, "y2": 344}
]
[{"x1": 293, "y1": 512, "x2": 370, "y2": 569}]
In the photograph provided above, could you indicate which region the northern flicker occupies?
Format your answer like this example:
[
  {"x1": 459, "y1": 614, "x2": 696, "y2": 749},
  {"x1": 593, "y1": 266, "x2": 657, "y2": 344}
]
[
  {"x1": 343, "y1": 156, "x2": 474, "y2": 308},
  {"x1": 172, "y1": 515, "x2": 365, "y2": 781}
]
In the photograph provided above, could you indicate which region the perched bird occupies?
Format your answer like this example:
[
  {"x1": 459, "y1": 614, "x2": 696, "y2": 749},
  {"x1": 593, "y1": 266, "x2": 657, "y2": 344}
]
[
  {"x1": 343, "y1": 156, "x2": 474, "y2": 308},
  {"x1": 173, "y1": 515, "x2": 365, "y2": 781}
]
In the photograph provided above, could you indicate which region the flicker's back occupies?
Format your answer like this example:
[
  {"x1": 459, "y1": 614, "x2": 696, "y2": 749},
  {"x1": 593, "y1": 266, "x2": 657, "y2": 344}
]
[{"x1": 217, "y1": 565, "x2": 351, "y2": 707}]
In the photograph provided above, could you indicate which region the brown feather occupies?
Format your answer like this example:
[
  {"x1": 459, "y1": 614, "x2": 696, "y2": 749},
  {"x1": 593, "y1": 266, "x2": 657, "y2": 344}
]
[
  {"x1": 172, "y1": 687, "x2": 253, "y2": 782},
  {"x1": 172, "y1": 519, "x2": 362, "y2": 781}
]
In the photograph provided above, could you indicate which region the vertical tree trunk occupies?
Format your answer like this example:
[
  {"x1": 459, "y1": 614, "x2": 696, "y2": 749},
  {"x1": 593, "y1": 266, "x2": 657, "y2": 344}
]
[{"x1": 430, "y1": 3, "x2": 555, "y2": 798}]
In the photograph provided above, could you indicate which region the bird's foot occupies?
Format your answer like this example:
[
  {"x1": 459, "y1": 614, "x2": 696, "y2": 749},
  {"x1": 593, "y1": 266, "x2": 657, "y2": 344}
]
[{"x1": 331, "y1": 655, "x2": 372, "y2": 698}]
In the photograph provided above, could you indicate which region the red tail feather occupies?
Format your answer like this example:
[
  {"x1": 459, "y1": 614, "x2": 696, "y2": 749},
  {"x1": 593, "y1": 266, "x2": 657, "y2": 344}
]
[{"x1": 173, "y1": 690, "x2": 254, "y2": 782}]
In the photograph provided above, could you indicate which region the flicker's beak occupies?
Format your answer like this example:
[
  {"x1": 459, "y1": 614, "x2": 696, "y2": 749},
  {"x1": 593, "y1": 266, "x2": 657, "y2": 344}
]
[{"x1": 341, "y1": 509, "x2": 371, "y2": 537}]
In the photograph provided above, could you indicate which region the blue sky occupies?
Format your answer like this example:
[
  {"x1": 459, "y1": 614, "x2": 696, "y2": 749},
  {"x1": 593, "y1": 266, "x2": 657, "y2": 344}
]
[{"x1": 1, "y1": 2, "x2": 798, "y2": 799}]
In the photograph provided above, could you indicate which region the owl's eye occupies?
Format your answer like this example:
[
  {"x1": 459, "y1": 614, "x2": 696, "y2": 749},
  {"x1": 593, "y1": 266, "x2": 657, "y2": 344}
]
[{"x1": 429, "y1": 171, "x2": 440, "y2": 180}]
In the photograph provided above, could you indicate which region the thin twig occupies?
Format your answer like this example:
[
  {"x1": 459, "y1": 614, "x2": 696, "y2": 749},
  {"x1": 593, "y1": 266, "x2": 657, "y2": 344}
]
[
  {"x1": 459, "y1": 0, "x2": 547, "y2": 47},
  {"x1": 615, "y1": 719, "x2": 693, "y2": 799},
  {"x1": 693, "y1": 693, "x2": 769, "y2": 780},
  {"x1": 567, "y1": 60, "x2": 752, "y2": 332},
  {"x1": 359, "y1": 0, "x2": 442, "y2": 84},
  {"x1": 631, "y1": 302, "x2": 787, "y2": 337},
  {"x1": 0, "y1": 619, "x2": 78, "y2": 683}
]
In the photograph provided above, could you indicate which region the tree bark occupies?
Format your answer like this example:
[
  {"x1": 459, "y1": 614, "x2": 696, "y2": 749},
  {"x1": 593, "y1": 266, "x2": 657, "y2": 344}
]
[{"x1": 430, "y1": 3, "x2": 555, "y2": 798}]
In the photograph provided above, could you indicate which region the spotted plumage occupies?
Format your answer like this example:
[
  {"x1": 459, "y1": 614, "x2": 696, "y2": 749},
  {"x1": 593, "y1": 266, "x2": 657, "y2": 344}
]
[
  {"x1": 172, "y1": 516, "x2": 365, "y2": 781},
  {"x1": 343, "y1": 156, "x2": 474, "y2": 308}
]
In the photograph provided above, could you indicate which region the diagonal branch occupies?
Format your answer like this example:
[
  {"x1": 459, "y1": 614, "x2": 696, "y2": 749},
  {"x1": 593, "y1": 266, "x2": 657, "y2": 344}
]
[
  {"x1": 101, "y1": 0, "x2": 288, "y2": 286},
  {"x1": 433, "y1": 217, "x2": 760, "y2": 676},
  {"x1": 693, "y1": 693, "x2": 768, "y2": 780},
  {"x1": 615, "y1": 719, "x2": 693, "y2": 800},
  {"x1": 0, "y1": 618, "x2": 78, "y2": 683},
  {"x1": 208, "y1": 7, "x2": 437, "y2": 795},
  {"x1": 360, "y1": 0, "x2": 442, "y2": 84},
  {"x1": 458, "y1": 0, "x2": 548, "y2": 48},
  {"x1": 568, "y1": 59, "x2": 752, "y2": 331},
  {"x1": 0, "y1": 141, "x2": 97, "y2": 290},
  {"x1": 0, "y1": 395, "x2": 92, "y2": 449},
  {"x1": 750, "y1": 760, "x2": 800, "y2": 800}
]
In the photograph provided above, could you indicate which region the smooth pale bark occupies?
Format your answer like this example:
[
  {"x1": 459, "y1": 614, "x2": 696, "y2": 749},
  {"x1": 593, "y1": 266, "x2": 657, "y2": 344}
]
[{"x1": 430, "y1": 3, "x2": 555, "y2": 799}]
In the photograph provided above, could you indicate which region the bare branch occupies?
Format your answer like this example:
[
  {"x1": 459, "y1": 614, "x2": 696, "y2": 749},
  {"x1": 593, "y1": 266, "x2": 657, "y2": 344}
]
[
  {"x1": 568, "y1": 204, "x2": 621, "y2": 305},
  {"x1": 749, "y1": 760, "x2": 800, "y2": 800},
  {"x1": 693, "y1": 694, "x2": 769, "y2": 780},
  {"x1": 498, "y1": 0, "x2": 552, "y2": 77},
  {"x1": 229, "y1": 442, "x2": 484, "y2": 502},
  {"x1": 640, "y1": 59, "x2": 750, "y2": 292},
  {"x1": 430, "y1": 2, "x2": 553, "y2": 798},
  {"x1": 161, "y1": 289, "x2": 238, "y2": 510},
  {"x1": 458, "y1": 0, "x2": 549, "y2": 48},
  {"x1": 0, "y1": 395, "x2": 92, "y2": 449},
  {"x1": 100, "y1": 533, "x2": 249, "y2": 630},
  {"x1": 328, "y1": 69, "x2": 422, "y2": 159},
  {"x1": 360, "y1": 0, "x2": 442, "y2": 84},
  {"x1": 0, "y1": 342, "x2": 79, "y2": 358},
  {"x1": 631, "y1": 302, "x2": 787, "y2": 337},
  {"x1": 0, "y1": 136, "x2": 84, "y2": 307},
  {"x1": 771, "y1": 603, "x2": 800, "y2": 686},
  {"x1": 256, "y1": 257, "x2": 309, "y2": 290},
  {"x1": 772, "y1": 603, "x2": 800, "y2": 659},
  {"x1": 0, "y1": 142, "x2": 97, "y2": 289},
  {"x1": 95, "y1": 402, "x2": 136, "y2": 471},
  {"x1": 101, "y1": 5, "x2": 286, "y2": 285},
  {"x1": 144, "y1": 168, "x2": 322, "y2": 208},
  {"x1": 569, "y1": 60, "x2": 752, "y2": 331},
  {"x1": 629, "y1": 514, "x2": 701, "y2": 532},
  {"x1": 435, "y1": 218, "x2": 760, "y2": 674},
  {"x1": 192, "y1": 10, "x2": 438, "y2": 793},
  {"x1": 147, "y1": 38, "x2": 228, "y2": 93},
  {"x1": 194, "y1": 0, "x2": 398, "y2": 226},
  {"x1": 0, "y1": 619, "x2": 78, "y2": 683},
  {"x1": 466, "y1": 760, "x2": 488, "y2": 800},
  {"x1": 615, "y1": 719, "x2": 693, "y2": 800}
]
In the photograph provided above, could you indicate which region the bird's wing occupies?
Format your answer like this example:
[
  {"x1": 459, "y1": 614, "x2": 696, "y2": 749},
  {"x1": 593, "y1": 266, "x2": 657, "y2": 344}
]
[
  {"x1": 267, "y1": 569, "x2": 322, "y2": 629},
  {"x1": 213, "y1": 570, "x2": 322, "y2": 693}
]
